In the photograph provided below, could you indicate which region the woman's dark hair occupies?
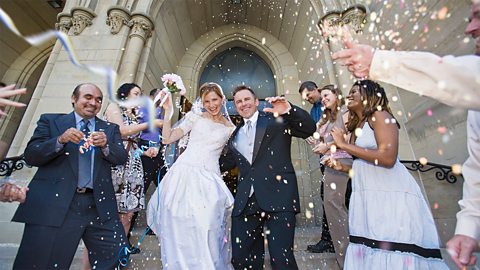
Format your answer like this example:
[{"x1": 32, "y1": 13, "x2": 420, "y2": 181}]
[
  {"x1": 318, "y1": 84, "x2": 344, "y2": 127},
  {"x1": 116, "y1": 83, "x2": 140, "y2": 101},
  {"x1": 346, "y1": 80, "x2": 400, "y2": 132}
]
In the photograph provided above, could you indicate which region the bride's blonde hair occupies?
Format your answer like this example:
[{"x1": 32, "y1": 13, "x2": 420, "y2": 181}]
[{"x1": 199, "y1": 82, "x2": 224, "y2": 100}]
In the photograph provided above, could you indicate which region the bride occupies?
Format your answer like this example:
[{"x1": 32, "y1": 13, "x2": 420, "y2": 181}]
[{"x1": 147, "y1": 82, "x2": 235, "y2": 270}]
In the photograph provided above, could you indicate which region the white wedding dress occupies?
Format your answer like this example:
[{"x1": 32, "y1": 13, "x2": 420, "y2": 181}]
[{"x1": 147, "y1": 111, "x2": 235, "y2": 270}]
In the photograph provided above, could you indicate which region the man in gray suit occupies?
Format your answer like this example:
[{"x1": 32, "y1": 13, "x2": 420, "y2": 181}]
[{"x1": 12, "y1": 83, "x2": 128, "y2": 269}]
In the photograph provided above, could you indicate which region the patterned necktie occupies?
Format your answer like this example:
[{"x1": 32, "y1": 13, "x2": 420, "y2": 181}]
[{"x1": 78, "y1": 119, "x2": 92, "y2": 188}]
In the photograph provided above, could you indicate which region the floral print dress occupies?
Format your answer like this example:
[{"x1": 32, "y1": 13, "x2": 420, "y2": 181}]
[{"x1": 111, "y1": 108, "x2": 145, "y2": 213}]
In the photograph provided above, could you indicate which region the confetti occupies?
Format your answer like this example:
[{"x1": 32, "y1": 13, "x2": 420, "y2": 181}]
[
  {"x1": 79, "y1": 135, "x2": 94, "y2": 154},
  {"x1": 419, "y1": 157, "x2": 428, "y2": 165},
  {"x1": 452, "y1": 164, "x2": 462, "y2": 175}
]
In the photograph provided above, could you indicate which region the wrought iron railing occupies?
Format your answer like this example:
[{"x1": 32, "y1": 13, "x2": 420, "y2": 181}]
[
  {"x1": 0, "y1": 154, "x2": 31, "y2": 177},
  {"x1": 0, "y1": 155, "x2": 462, "y2": 184},
  {"x1": 400, "y1": 160, "x2": 461, "y2": 184}
]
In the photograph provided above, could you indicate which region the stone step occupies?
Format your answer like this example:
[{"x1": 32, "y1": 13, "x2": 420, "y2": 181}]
[{"x1": 0, "y1": 239, "x2": 475, "y2": 269}]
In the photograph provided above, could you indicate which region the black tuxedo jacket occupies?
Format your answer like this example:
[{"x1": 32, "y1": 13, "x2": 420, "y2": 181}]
[
  {"x1": 221, "y1": 105, "x2": 316, "y2": 216},
  {"x1": 12, "y1": 112, "x2": 128, "y2": 227}
]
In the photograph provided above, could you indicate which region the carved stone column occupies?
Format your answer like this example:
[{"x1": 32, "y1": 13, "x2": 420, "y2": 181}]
[
  {"x1": 55, "y1": 12, "x2": 72, "y2": 34},
  {"x1": 71, "y1": 7, "x2": 96, "y2": 35},
  {"x1": 318, "y1": 4, "x2": 366, "y2": 93},
  {"x1": 106, "y1": 6, "x2": 131, "y2": 35},
  {"x1": 117, "y1": 13, "x2": 154, "y2": 84}
]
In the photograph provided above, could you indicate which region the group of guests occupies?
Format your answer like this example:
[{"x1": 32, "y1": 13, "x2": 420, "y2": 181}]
[
  {"x1": 9, "y1": 78, "x2": 450, "y2": 270},
  {"x1": 3, "y1": 1, "x2": 479, "y2": 269},
  {"x1": 299, "y1": 80, "x2": 449, "y2": 269}
]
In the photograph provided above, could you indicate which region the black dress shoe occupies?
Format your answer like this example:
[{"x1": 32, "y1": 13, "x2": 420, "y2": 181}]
[{"x1": 307, "y1": 240, "x2": 335, "y2": 253}]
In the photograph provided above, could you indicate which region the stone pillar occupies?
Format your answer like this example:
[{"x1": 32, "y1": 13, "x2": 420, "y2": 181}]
[
  {"x1": 318, "y1": 4, "x2": 366, "y2": 93},
  {"x1": 117, "y1": 13, "x2": 154, "y2": 84}
]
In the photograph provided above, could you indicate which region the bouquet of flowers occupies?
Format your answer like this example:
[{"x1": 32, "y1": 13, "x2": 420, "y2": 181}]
[{"x1": 161, "y1": 73, "x2": 186, "y2": 95}]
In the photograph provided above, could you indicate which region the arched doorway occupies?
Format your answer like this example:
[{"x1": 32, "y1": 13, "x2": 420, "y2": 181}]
[
  {"x1": 199, "y1": 47, "x2": 276, "y2": 117},
  {"x1": 198, "y1": 47, "x2": 276, "y2": 194}
]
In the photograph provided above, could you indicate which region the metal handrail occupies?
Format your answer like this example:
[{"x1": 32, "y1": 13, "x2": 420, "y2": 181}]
[
  {"x1": 0, "y1": 155, "x2": 462, "y2": 184},
  {"x1": 0, "y1": 154, "x2": 31, "y2": 177},
  {"x1": 400, "y1": 160, "x2": 461, "y2": 184}
]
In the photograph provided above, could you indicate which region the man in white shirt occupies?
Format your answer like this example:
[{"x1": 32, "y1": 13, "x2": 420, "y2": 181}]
[{"x1": 331, "y1": 1, "x2": 480, "y2": 268}]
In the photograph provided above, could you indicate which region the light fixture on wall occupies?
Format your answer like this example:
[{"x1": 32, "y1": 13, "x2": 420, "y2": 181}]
[{"x1": 47, "y1": 0, "x2": 64, "y2": 9}]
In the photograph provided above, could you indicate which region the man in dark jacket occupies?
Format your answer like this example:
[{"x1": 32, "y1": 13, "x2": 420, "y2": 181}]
[
  {"x1": 221, "y1": 85, "x2": 316, "y2": 270},
  {"x1": 12, "y1": 83, "x2": 128, "y2": 270}
]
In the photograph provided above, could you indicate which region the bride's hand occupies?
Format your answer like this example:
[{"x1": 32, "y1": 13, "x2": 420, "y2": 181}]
[{"x1": 158, "y1": 91, "x2": 173, "y2": 110}]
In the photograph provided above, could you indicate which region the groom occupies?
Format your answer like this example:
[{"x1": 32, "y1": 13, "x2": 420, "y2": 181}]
[{"x1": 221, "y1": 85, "x2": 316, "y2": 269}]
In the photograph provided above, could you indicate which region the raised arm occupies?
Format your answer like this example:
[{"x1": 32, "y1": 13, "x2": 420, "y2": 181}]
[
  {"x1": 263, "y1": 96, "x2": 316, "y2": 139},
  {"x1": 332, "y1": 41, "x2": 480, "y2": 109},
  {"x1": 331, "y1": 111, "x2": 399, "y2": 168},
  {"x1": 370, "y1": 51, "x2": 480, "y2": 109},
  {"x1": 160, "y1": 93, "x2": 188, "y2": 145},
  {"x1": 283, "y1": 105, "x2": 317, "y2": 139},
  {"x1": 104, "y1": 103, "x2": 161, "y2": 138}
]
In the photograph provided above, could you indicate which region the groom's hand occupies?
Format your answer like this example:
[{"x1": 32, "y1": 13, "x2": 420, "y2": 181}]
[{"x1": 263, "y1": 96, "x2": 291, "y2": 116}]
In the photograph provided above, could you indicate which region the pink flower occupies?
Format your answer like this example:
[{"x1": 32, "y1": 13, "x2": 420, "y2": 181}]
[{"x1": 161, "y1": 73, "x2": 186, "y2": 96}]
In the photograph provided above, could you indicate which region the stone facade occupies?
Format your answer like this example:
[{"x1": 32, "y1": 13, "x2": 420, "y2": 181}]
[{"x1": 0, "y1": 0, "x2": 473, "y2": 244}]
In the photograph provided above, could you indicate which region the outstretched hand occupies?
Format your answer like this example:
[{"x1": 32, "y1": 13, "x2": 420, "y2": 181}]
[
  {"x1": 0, "y1": 84, "x2": 27, "y2": 116},
  {"x1": 263, "y1": 96, "x2": 291, "y2": 116},
  {"x1": 331, "y1": 37, "x2": 375, "y2": 79},
  {"x1": 447, "y1": 234, "x2": 478, "y2": 269}
]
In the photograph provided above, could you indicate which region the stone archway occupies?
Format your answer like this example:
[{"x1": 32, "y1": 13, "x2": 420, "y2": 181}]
[
  {"x1": 176, "y1": 24, "x2": 300, "y2": 103},
  {"x1": 1, "y1": 41, "x2": 55, "y2": 158}
]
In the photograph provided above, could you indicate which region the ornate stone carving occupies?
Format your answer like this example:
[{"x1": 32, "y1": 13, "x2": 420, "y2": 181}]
[
  {"x1": 318, "y1": 4, "x2": 367, "y2": 40},
  {"x1": 128, "y1": 13, "x2": 154, "y2": 40},
  {"x1": 342, "y1": 4, "x2": 367, "y2": 33},
  {"x1": 55, "y1": 12, "x2": 72, "y2": 33},
  {"x1": 71, "y1": 7, "x2": 96, "y2": 35},
  {"x1": 106, "y1": 6, "x2": 131, "y2": 35}
]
